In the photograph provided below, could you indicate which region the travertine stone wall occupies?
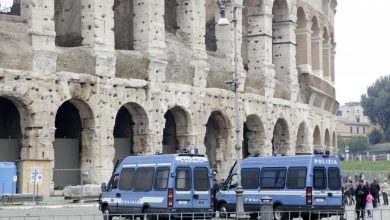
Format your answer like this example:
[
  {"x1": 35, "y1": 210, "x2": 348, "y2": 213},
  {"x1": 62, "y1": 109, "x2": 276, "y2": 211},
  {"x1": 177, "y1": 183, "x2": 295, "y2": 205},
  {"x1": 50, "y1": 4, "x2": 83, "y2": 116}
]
[{"x1": 0, "y1": 0, "x2": 339, "y2": 190}]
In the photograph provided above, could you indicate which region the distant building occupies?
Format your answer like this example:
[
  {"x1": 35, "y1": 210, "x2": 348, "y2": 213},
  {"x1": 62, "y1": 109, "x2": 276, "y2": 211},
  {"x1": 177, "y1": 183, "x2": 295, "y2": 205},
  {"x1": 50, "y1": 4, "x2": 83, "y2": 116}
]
[{"x1": 336, "y1": 102, "x2": 378, "y2": 138}]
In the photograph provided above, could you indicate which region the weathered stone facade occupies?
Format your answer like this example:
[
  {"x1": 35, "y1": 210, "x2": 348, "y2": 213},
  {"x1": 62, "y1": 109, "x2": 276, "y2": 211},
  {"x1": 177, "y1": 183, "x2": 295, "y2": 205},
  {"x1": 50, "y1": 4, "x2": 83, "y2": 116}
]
[{"x1": 0, "y1": 0, "x2": 338, "y2": 195}]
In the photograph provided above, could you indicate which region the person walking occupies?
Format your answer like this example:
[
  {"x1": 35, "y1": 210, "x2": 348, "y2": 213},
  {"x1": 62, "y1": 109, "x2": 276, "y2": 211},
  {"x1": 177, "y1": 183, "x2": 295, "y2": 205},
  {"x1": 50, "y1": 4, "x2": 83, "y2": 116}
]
[
  {"x1": 370, "y1": 179, "x2": 380, "y2": 207},
  {"x1": 381, "y1": 179, "x2": 389, "y2": 205},
  {"x1": 345, "y1": 179, "x2": 354, "y2": 205},
  {"x1": 366, "y1": 193, "x2": 374, "y2": 218},
  {"x1": 355, "y1": 179, "x2": 369, "y2": 220}
]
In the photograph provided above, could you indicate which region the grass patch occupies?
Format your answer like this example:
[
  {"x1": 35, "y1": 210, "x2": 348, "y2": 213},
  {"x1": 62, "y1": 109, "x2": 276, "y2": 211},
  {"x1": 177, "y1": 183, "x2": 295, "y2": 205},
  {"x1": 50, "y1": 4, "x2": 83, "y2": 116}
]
[{"x1": 340, "y1": 161, "x2": 390, "y2": 171}]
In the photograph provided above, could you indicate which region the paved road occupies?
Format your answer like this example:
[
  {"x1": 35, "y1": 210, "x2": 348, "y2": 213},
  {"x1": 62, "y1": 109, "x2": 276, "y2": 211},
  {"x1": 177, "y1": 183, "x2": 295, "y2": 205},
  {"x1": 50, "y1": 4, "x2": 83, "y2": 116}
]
[{"x1": 0, "y1": 204, "x2": 389, "y2": 220}]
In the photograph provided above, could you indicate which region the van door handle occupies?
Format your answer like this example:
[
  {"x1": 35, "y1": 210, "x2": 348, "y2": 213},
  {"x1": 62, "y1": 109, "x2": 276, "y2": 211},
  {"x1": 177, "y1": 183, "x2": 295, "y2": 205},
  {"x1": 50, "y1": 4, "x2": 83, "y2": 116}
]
[
  {"x1": 328, "y1": 192, "x2": 333, "y2": 197},
  {"x1": 116, "y1": 193, "x2": 121, "y2": 198},
  {"x1": 193, "y1": 195, "x2": 199, "y2": 199}
]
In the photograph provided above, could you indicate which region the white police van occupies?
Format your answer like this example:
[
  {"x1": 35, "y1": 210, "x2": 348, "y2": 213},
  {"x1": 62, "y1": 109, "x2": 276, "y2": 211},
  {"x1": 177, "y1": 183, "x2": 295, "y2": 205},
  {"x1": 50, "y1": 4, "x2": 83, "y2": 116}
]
[
  {"x1": 99, "y1": 153, "x2": 214, "y2": 219},
  {"x1": 215, "y1": 153, "x2": 344, "y2": 220}
]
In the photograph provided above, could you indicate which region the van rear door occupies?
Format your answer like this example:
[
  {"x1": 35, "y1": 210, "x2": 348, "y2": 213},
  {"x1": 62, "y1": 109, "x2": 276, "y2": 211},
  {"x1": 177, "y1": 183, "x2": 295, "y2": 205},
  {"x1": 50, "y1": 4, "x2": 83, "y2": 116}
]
[
  {"x1": 193, "y1": 167, "x2": 211, "y2": 209},
  {"x1": 175, "y1": 167, "x2": 193, "y2": 209},
  {"x1": 327, "y1": 167, "x2": 343, "y2": 206}
]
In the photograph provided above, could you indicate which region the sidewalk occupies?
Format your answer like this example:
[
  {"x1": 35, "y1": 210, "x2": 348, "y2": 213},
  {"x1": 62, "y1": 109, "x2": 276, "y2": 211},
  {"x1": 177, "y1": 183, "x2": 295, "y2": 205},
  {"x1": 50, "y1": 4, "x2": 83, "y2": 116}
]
[{"x1": 0, "y1": 196, "x2": 99, "y2": 210}]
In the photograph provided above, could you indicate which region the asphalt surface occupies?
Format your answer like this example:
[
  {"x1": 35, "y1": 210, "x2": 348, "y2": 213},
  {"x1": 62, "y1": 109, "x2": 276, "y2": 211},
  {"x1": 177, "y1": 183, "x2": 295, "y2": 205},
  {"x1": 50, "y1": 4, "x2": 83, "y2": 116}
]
[{"x1": 0, "y1": 203, "x2": 390, "y2": 220}]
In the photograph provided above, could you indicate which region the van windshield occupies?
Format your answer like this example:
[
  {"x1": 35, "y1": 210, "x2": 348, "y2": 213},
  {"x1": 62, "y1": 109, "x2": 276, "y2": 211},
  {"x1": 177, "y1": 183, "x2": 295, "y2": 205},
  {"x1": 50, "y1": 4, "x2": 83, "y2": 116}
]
[{"x1": 328, "y1": 167, "x2": 341, "y2": 190}]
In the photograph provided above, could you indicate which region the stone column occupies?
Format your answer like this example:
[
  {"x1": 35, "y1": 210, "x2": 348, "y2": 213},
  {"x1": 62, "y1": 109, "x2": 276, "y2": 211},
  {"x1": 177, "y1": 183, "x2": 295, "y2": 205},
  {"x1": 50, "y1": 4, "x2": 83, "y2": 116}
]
[
  {"x1": 24, "y1": 0, "x2": 57, "y2": 74},
  {"x1": 322, "y1": 42, "x2": 332, "y2": 82},
  {"x1": 311, "y1": 36, "x2": 323, "y2": 77},
  {"x1": 272, "y1": 20, "x2": 299, "y2": 101},
  {"x1": 296, "y1": 28, "x2": 312, "y2": 73}
]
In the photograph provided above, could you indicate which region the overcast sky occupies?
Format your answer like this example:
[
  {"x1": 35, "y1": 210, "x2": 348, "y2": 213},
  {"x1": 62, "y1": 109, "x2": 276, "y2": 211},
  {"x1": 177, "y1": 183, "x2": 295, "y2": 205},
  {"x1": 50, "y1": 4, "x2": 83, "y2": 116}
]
[{"x1": 335, "y1": 0, "x2": 390, "y2": 105}]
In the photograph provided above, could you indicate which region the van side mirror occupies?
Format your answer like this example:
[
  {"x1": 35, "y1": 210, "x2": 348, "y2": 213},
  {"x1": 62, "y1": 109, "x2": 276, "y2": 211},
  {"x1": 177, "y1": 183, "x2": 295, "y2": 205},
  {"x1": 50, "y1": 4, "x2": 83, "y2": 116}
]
[{"x1": 101, "y1": 183, "x2": 107, "y2": 192}]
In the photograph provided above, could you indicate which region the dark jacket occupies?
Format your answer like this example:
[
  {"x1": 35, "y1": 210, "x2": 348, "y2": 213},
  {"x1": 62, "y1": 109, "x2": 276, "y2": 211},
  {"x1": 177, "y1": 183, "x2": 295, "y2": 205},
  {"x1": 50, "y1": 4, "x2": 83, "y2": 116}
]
[
  {"x1": 355, "y1": 184, "x2": 369, "y2": 204},
  {"x1": 370, "y1": 181, "x2": 380, "y2": 196}
]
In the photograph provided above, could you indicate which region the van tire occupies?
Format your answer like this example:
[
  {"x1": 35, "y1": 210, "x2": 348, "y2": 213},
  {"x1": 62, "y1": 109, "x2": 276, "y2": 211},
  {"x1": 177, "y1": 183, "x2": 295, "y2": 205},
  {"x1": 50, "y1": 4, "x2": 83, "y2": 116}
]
[
  {"x1": 249, "y1": 213, "x2": 259, "y2": 219},
  {"x1": 273, "y1": 205, "x2": 289, "y2": 220},
  {"x1": 142, "y1": 208, "x2": 156, "y2": 220},
  {"x1": 218, "y1": 203, "x2": 229, "y2": 218},
  {"x1": 102, "y1": 206, "x2": 113, "y2": 220}
]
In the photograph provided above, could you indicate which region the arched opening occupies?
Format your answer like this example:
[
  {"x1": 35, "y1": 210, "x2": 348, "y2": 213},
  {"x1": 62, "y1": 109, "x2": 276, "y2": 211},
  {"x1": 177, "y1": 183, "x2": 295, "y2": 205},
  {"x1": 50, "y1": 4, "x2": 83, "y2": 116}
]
[
  {"x1": 0, "y1": 0, "x2": 20, "y2": 15},
  {"x1": 0, "y1": 97, "x2": 22, "y2": 162},
  {"x1": 296, "y1": 122, "x2": 309, "y2": 154},
  {"x1": 113, "y1": 0, "x2": 134, "y2": 50},
  {"x1": 311, "y1": 16, "x2": 321, "y2": 75},
  {"x1": 243, "y1": 114, "x2": 265, "y2": 158},
  {"x1": 53, "y1": 101, "x2": 83, "y2": 189},
  {"x1": 313, "y1": 125, "x2": 321, "y2": 147},
  {"x1": 164, "y1": 0, "x2": 178, "y2": 34},
  {"x1": 163, "y1": 106, "x2": 191, "y2": 153},
  {"x1": 54, "y1": 0, "x2": 83, "y2": 47},
  {"x1": 332, "y1": 131, "x2": 336, "y2": 150},
  {"x1": 272, "y1": 0, "x2": 291, "y2": 99},
  {"x1": 324, "y1": 129, "x2": 330, "y2": 147},
  {"x1": 322, "y1": 27, "x2": 331, "y2": 80},
  {"x1": 296, "y1": 7, "x2": 310, "y2": 68},
  {"x1": 113, "y1": 103, "x2": 148, "y2": 164},
  {"x1": 205, "y1": 0, "x2": 217, "y2": 51},
  {"x1": 272, "y1": 118, "x2": 289, "y2": 155},
  {"x1": 204, "y1": 111, "x2": 230, "y2": 175}
]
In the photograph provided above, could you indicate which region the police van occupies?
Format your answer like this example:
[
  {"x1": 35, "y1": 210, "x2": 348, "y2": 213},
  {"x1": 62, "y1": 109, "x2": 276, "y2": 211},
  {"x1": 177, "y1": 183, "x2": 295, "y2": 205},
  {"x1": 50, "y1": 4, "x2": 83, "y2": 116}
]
[
  {"x1": 99, "y1": 153, "x2": 214, "y2": 219},
  {"x1": 215, "y1": 153, "x2": 344, "y2": 220}
]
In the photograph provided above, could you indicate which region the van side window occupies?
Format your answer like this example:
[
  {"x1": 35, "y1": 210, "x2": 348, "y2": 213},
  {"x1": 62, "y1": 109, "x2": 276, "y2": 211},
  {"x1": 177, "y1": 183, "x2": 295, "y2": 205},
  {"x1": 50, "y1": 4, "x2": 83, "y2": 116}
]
[
  {"x1": 241, "y1": 168, "x2": 260, "y2": 189},
  {"x1": 154, "y1": 167, "x2": 170, "y2": 190},
  {"x1": 261, "y1": 168, "x2": 286, "y2": 189},
  {"x1": 176, "y1": 167, "x2": 191, "y2": 191},
  {"x1": 328, "y1": 167, "x2": 341, "y2": 190},
  {"x1": 313, "y1": 167, "x2": 326, "y2": 190},
  {"x1": 119, "y1": 168, "x2": 135, "y2": 190},
  {"x1": 286, "y1": 167, "x2": 307, "y2": 189},
  {"x1": 134, "y1": 167, "x2": 155, "y2": 192},
  {"x1": 194, "y1": 167, "x2": 209, "y2": 191}
]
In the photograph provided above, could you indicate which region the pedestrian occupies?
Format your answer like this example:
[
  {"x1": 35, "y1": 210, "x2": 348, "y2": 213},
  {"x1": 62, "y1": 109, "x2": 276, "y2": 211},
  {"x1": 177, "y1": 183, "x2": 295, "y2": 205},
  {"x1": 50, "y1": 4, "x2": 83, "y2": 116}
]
[
  {"x1": 381, "y1": 179, "x2": 389, "y2": 205},
  {"x1": 345, "y1": 179, "x2": 354, "y2": 205},
  {"x1": 370, "y1": 179, "x2": 380, "y2": 207},
  {"x1": 355, "y1": 179, "x2": 369, "y2": 220},
  {"x1": 366, "y1": 193, "x2": 374, "y2": 217}
]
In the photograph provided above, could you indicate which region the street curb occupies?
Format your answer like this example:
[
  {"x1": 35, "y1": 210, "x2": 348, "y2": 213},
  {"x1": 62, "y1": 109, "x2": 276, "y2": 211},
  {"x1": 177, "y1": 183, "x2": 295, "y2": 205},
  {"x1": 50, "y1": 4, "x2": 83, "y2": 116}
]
[{"x1": 0, "y1": 203, "x2": 99, "y2": 210}]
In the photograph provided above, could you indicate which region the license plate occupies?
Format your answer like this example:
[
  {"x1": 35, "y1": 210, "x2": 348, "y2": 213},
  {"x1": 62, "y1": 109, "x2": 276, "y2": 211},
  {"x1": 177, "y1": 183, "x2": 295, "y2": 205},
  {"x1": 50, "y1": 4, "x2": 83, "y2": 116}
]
[
  {"x1": 178, "y1": 200, "x2": 187, "y2": 204},
  {"x1": 198, "y1": 200, "x2": 205, "y2": 205}
]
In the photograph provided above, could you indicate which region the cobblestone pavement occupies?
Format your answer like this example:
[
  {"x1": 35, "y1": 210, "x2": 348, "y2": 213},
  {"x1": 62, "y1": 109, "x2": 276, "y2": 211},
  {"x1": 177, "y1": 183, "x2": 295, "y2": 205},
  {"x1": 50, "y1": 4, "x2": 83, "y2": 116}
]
[{"x1": 0, "y1": 203, "x2": 389, "y2": 220}]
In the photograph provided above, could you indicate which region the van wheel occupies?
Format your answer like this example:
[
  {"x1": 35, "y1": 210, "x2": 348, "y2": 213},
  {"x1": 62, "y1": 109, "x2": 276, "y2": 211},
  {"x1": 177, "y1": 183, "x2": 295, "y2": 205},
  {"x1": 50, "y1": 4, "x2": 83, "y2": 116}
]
[
  {"x1": 249, "y1": 213, "x2": 259, "y2": 219},
  {"x1": 273, "y1": 206, "x2": 288, "y2": 220},
  {"x1": 102, "y1": 206, "x2": 113, "y2": 220},
  {"x1": 218, "y1": 203, "x2": 229, "y2": 218}
]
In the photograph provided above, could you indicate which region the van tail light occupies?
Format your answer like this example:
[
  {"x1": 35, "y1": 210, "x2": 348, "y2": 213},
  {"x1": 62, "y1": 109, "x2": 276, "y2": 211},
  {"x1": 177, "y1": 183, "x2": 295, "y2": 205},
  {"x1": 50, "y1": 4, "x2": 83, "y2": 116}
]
[
  {"x1": 211, "y1": 190, "x2": 214, "y2": 208},
  {"x1": 168, "y1": 188, "x2": 174, "y2": 208},
  {"x1": 306, "y1": 187, "x2": 313, "y2": 205}
]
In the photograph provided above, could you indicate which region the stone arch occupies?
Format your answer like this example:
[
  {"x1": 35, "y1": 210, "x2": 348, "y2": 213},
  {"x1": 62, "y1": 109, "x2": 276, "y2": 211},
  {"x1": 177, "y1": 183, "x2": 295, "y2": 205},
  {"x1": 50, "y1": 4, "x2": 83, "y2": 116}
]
[
  {"x1": 53, "y1": 98, "x2": 95, "y2": 189},
  {"x1": 113, "y1": 0, "x2": 134, "y2": 50},
  {"x1": 296, "y1": 121, "x2": 309, "y2": 154},
  {"x1": 204, "y1": 111, "x2": 231, "y2": 176},
  {"x1": 0, "y1": 97, "x2": 24, "y2": 162},
  {"x1": 243, "y1": 114, "x2": 265, "y2": 157},
  {"x1": 272, "y1": 118, "x2": 289, "y2": 155},
  {"x1": 205, "y1": 0, "x2": 217, "y2": 51},
  {"x1": 163, "y1": 106, "x2": 193, "y2": 153},
  {"x1": 54, "y1": 0, "x2": 83, "y2": 47},
  {"x1": 313, "y1": 125, "x2": 321, "y2": 147},
  {"x1": 296, "y1": 7, "x2": 310, "y2": 68},
  {"x1": 0, "y1": 0, "x2": 20, "y2": 15},
  {"x1": 113, "y1": 102, "x2": 149, "y2": 164},
  {"x1": 332, "y1": 131, "x2": 336, "y2": 148},
  {"x1": 272, "y1": 0, "x2": 293, "y2": 100},
  {"x1": 311, "y1": 16, "x2": 322, "y2": 75},
  {"x1": 322, "y1": 27, "x2": 331, "y2": 80},
  {"x1": 324, "y1": 128, "x2": 330, "y2": 147}
]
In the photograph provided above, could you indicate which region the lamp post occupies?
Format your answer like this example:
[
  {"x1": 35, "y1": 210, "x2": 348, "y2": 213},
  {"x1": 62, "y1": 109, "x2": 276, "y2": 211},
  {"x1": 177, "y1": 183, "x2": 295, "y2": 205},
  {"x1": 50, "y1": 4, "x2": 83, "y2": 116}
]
[{"x1": 217, "y1": 0, "x2": 246, "y2": 218}]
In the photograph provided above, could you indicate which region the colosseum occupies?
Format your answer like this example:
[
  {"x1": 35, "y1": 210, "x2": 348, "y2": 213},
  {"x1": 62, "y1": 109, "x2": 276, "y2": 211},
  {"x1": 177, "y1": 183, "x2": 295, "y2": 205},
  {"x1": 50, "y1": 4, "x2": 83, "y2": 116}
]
[{"x1": 0, "y1": 0, "x2": 338, "y2": 196}]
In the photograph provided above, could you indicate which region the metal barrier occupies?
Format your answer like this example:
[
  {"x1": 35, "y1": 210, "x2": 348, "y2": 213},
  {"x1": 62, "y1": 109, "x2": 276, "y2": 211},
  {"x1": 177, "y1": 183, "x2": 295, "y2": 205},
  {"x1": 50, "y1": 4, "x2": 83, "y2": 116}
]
[{"x1": 2, "y1": 209, "x2": 390, "y2": 220}]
